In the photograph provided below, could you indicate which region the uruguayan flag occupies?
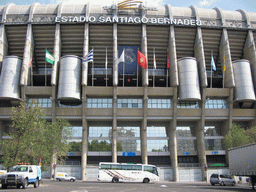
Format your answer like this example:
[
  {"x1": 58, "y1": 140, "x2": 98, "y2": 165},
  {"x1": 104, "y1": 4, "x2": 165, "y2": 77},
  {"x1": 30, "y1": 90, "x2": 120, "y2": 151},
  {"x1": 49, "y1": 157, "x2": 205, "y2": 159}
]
[{"x1": 83, "y1": 49, "x2": 93, "y2": 63}]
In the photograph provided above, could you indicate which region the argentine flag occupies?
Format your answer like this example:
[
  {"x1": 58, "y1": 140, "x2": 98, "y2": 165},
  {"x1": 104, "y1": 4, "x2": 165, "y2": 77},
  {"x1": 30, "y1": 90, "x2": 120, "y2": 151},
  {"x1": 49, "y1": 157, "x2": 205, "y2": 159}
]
[{"x1": 211, "y1": 54, "x2": 216, "y2": 71}]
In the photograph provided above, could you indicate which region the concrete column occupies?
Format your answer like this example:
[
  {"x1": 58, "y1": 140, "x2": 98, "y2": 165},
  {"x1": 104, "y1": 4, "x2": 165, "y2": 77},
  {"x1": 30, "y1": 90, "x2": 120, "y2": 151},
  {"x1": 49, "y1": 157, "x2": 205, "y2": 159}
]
[
  {"x1": 82, "y1": 2, "x2": 90, "y2": 86},
  {"x1": 81, "y1": 86, "x2": 88, "y2": 180},
  {"x1": 244, "y1": 30, "x2": 256, "y2": 92},
  {"x1": 219, "y1": 28, "x2": 235, "y2": 88},
  {"x1": 51, "y1": 23, "x2": 61, "y2": 85},
  {"x1": 112, "y1": 87, "x2": 117, "y2": 163},
  {"x1": 194, "y1": 27, "x2": 207, "y2": 88},
  {"x1": 166, "y1": 5, "x2": 178, "y2": 87},
  {"x1": 141, "y1": 87, "x2": 148, "y2": 164},
  {"x1": 223, "y1": 87, "x2": 234, "y2": 166},
  {"x1": 113, "y1": 5, "x2": 118, "y2": 86},
  {"x1": 0, "y1": 3, "x2": 14, "y2": 63},
  {"x1": 196, "y1": 120, "x2": 207, "y2": 181},
  {"x1": 169, "y1": 87, "x2": 178, "y2": 181},
  {"x1": 141, "y1": 8, "x2": 148, "y2": 87},
  {"x1": 0, "y1": 24, "x2": 8, "y2": 64},
  {"x1": 20, "y1": 23, "x2": 33, "y2": 86}
]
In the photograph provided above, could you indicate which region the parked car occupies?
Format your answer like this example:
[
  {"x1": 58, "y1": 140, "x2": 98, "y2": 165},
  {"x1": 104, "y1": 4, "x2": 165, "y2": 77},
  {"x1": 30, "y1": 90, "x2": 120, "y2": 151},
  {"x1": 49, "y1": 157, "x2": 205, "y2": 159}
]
[{"x1": 210, "y1": 174, "x2": 236, "y2": 186}]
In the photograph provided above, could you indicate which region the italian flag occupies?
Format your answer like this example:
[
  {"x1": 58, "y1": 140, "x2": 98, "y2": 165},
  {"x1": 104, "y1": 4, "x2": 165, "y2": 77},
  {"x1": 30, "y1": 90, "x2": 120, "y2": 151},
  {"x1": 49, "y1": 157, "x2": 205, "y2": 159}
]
[{"x1": 45, "y1": 49, "x2": 55, "y2": 65}]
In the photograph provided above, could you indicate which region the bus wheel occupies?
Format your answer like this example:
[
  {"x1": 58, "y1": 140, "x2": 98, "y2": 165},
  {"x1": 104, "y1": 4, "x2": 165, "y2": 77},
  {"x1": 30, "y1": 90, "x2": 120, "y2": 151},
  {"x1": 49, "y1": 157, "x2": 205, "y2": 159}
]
[
  {"x1": 112, "y1": 177, "x2": 119, "y2": 183},
  {"x1": 143, "y1": 178, "x2": 149, "y2": 183}
]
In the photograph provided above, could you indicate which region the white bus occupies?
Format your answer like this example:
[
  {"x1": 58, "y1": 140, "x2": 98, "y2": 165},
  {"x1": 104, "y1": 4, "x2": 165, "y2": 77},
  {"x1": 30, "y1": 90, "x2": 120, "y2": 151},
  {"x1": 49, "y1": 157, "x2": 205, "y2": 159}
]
[{"x1": 97, "y1": 162, "x2": 159, "y2": 183}]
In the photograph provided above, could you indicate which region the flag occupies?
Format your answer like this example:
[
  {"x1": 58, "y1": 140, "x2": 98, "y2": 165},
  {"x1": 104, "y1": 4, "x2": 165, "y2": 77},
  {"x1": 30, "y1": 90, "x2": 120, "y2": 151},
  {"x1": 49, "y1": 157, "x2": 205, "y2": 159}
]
[
  {"x1": 211, "y1": 54, "x2": 216, "y2": 71},
  {"x1": 45, "y1": 49, "x2": 55, "y2": 65},
  {"x1": 153, "y1": 50, "x2": 156, "y2": 69},
  {"x1": 137, "y1": 50, "x2": 147, "y2": 69},
  {"x1": 30, "y1": 55, "x2": 33, "y2": 67},
  {"x1": 117, "y1": 49, "x2": 125, "y2": 64},
  {"x1": 105, "y1": 48, "x2": 108, "y2": 69},
  {"x1": 223, "y1": 55, "x2": 226, "y2": 71},
  {"x1": 83, "y1": 49, "x2": 93, "y2": 63},
  {"x1": 167, "y1": 52, "x2": 170, "y2": 69}
]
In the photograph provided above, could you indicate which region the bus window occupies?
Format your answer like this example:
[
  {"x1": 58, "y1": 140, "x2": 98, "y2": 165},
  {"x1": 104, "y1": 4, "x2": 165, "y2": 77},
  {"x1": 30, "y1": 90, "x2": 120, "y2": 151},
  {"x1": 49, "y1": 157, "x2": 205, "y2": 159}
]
[
  {"x1": 143, "y1": 166, "x2": 158, "y2": 175},
  {"x1": 122, "y1": 165, "x2": 132, "y2": 170},
  {"x1": 133, "y1": 165, "x2": 142, "y2": 171},
  {"x1": 153, "y1": 167, "x2": 159, "y2": 176},
  {"x1": 112, "y1": 164, "x2": 122, "y2": 170},
  {"x1": 101, "y1": 164, "x2": 111, "y2": 170}
]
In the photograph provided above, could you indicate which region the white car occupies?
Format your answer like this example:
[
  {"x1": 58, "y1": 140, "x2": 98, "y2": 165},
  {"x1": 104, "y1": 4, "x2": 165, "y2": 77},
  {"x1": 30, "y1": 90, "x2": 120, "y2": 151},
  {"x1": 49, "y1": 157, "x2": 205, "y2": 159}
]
[{"x1": 210, "y1": 174, "x2": 236, "y2": 186}]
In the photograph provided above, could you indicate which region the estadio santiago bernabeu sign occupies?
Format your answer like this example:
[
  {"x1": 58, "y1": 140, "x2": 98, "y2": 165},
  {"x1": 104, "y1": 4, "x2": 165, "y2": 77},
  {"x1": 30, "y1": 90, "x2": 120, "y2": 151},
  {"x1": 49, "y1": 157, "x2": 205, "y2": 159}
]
[{"x1": 55, "y1": 15, "x2": 202, "y2": 26}]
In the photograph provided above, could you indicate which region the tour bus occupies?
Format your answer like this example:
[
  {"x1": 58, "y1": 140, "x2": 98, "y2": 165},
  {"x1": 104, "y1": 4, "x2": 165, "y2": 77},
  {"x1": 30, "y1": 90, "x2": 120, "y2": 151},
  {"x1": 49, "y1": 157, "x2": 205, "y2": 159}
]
[{"x1": 98, "y1": 162, "x2": 159, "y2": 183}]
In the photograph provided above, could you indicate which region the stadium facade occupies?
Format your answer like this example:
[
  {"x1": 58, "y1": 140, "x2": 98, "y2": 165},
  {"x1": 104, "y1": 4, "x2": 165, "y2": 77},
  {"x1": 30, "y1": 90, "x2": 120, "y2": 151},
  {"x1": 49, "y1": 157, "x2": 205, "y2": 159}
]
[{"x1": 0, "y1": 1, "x2": 256, "y2": 181}]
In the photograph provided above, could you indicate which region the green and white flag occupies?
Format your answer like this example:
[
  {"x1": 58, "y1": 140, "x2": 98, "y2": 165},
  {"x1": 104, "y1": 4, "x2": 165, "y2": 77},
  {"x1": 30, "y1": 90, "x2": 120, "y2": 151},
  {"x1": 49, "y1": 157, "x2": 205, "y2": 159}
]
[{"x1": 45, "y1": 49, "x2": 55, "y2": 65}]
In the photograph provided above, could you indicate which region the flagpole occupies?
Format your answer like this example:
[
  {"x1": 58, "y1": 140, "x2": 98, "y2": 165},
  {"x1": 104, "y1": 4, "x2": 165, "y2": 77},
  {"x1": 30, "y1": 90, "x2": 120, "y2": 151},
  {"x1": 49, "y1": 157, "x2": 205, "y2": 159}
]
[
  {"x1": 123, "y1": 49, "x2": 125, "y2": 87},
  {"x1": 106, "y1": 47, "x2": 107, "y2": 87},
  {"x1": 211, "y1": 51, "x2": 213, "y2": 88},
  {"x1": 166, "y1": 49, "x2": 169, "y2": 87},
  {"x1": 31, "y1": 54, "x2": 33, "y2": 86},
  {"x1": 92, "y1": 47, "x2": 94, "y2": 87},
  {"x1": 153, "y1": 48, "x2": 155, "y2": 87},
  {"x1": 137, "y1": 49, "x2": 139, "y2": 87},
  {"x1": 45, "y1": 48, "x2": 47, "y2": 87}
]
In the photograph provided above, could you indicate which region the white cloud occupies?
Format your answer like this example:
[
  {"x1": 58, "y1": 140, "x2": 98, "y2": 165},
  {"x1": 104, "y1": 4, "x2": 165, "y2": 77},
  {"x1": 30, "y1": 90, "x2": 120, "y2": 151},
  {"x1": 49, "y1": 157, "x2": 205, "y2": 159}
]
[
  {"x1": 199, "y1": 0, "x2": 216, "y2": 7},
  {"x1": 52, "y1": 0, "x2": 164, "y2": 6}
]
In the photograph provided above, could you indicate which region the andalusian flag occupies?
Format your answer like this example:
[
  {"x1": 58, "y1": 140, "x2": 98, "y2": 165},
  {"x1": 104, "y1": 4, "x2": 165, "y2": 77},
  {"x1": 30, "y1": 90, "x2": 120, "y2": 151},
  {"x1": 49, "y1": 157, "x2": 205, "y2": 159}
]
[{"x1": 45, "y1": 49, "x2": 55, "y2": 65}]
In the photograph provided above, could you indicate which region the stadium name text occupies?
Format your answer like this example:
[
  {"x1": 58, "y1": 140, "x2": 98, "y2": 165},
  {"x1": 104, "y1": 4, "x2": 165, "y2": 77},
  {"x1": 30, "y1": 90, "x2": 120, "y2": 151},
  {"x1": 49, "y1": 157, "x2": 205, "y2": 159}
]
[{"x1": 55, "y1": 16, "x2": 202, "y2": 26}]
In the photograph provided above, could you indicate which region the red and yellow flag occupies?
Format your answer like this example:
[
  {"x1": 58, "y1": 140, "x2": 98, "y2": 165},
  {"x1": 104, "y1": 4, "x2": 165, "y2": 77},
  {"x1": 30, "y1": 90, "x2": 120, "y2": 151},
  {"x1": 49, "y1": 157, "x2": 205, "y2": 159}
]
[{"x1": 137, "y1": 50, "x2": 147, "y2": 69}]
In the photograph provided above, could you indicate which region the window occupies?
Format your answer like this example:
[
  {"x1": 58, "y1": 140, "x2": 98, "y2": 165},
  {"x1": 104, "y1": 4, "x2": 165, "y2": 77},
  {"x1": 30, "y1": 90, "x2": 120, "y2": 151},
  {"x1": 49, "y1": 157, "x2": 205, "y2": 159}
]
[
  {"x1": 87, "y1": 98, "x2": 112, "y2": 108},
  {"x1": 117, "y1": 99, "x2": 142, "y2": 108},
  {"x1": 27, "y1": 98, "x2": 52, "y2": 107},
  {"x1": 177, "y1": 101, "x2": 199, "y2": 108},
  {"x1": 88, "y1": 127, "x2": 112, "y2": 152},
  {"x1": 117, "y1": 127, "x2": 140, "y2": 152},
  {"x1": 58, "y1": 101, "x2": 82, "y2": 108},
  {"x1": 148, "y1": 99, "x2": 171, "y2": 108},
  {"x1": 205, "y1": 99, "x2": 227, "y2": 109},
  {"x1": 177, "y1": 127, "x2": 197, "y2": 152},
  {"x1": 204, "y1": 126, "x2": 224, "y2": 150}
]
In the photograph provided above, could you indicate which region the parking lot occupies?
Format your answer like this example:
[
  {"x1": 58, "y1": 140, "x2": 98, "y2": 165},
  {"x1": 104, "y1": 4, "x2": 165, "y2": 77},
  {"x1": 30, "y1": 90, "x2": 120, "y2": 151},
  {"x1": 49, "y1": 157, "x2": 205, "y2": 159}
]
[{"x1": 0, "y1": 179, "x2": 253, "y2": 192}]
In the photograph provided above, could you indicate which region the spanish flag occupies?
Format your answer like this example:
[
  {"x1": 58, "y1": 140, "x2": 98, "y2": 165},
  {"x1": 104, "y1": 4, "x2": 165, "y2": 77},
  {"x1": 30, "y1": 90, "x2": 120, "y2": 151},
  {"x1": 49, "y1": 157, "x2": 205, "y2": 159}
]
[{"x1": 137, "y1": 50, "x2": 147, "y2": 69}]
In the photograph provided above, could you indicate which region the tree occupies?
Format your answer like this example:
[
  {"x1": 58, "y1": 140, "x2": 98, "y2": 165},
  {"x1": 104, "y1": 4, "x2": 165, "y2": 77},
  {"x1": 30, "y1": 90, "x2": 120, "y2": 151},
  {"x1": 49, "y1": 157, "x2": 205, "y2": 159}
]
[
  {"x1": 224, "y1": 123, "x2": 249, "y2": 149},
  {"x1": 0, "y1": 102, "x2": 72, "y2": 171}
]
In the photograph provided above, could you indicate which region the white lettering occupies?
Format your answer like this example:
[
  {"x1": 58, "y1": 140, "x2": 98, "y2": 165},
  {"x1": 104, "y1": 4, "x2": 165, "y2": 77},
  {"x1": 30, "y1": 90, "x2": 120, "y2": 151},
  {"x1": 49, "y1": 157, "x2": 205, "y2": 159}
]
[
  {"x1": 55, "y1": 16, "x2": 61, "y2": 22},
  {"x1": 184, "y1": 19, "x2": 190, "y2": 25},
  {"x1": 134, "y1": 17, "x2": 141, "y2": 23},
  {"x1": 141, "y1": 17, "x2": 148, "y2": 23},
  {"x1": 127, "y1": 17, "x2": 134, "y2": 23},
  {"x1": 89, "y1": 16, "x2": 96, "y2": 22},
  {"x1": 157, "y1": 18, "x2": 163, "y2": 24},
  {"x1": 112, "y1": 17, "x2": 118, "y2": 23},
  {"x1": 73, "y1": 16, "x2": 79, "y2": 22},
  {"x1": 170, "y1": 19, "x2": 176, "y2": 25},
  {"x1": 164, "y1": 18, "x2": 170, "y2": 24},
  {"x1": 177, "y1": 19, "x2": 183, "y2": 25},
  {"x1": 151, "y1": 18, "x2": 157, "y2": 24},
  {"x1": 105, "y1": 17, "x2": 112, "y2": 22},
  {"x1": 99, "y1": 16, "x2": 105, "y2": 22},
  {"x1": 196, "y1": 20, "x2": 202, "y2": 26},
  {"x1": 190, "y1": 19, "x2": 195, "y2": 25},
  {"x1": 54, "y1": 15, "x2": 202, "y2": 26},
  {"x1": 80, "y1": 16, "x2": 86, "y2": 22},
  {"x1": 61, "y1": 16, "x2": 67, "y2": 22}
]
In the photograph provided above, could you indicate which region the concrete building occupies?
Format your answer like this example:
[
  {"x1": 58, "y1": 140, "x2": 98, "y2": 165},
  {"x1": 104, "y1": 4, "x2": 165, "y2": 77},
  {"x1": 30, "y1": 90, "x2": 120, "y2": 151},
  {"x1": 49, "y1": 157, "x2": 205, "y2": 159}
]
[{"x1": 0, "y1": 1, "x2": 256, "y2": 181}]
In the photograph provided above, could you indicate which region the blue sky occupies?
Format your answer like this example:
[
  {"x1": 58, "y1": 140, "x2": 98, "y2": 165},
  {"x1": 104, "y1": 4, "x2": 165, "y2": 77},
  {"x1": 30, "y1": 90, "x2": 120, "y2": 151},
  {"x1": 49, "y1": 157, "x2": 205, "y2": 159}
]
[{"x1": 1, "y1": 0, "x2": 256, "y2": 13}]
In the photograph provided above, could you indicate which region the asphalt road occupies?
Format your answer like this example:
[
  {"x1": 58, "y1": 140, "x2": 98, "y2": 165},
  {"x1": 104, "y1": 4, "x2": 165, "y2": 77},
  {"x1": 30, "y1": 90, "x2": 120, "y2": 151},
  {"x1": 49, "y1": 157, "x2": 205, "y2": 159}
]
[{"x1": 0, "y1": 180, "x2": 253, "y2": 192}]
